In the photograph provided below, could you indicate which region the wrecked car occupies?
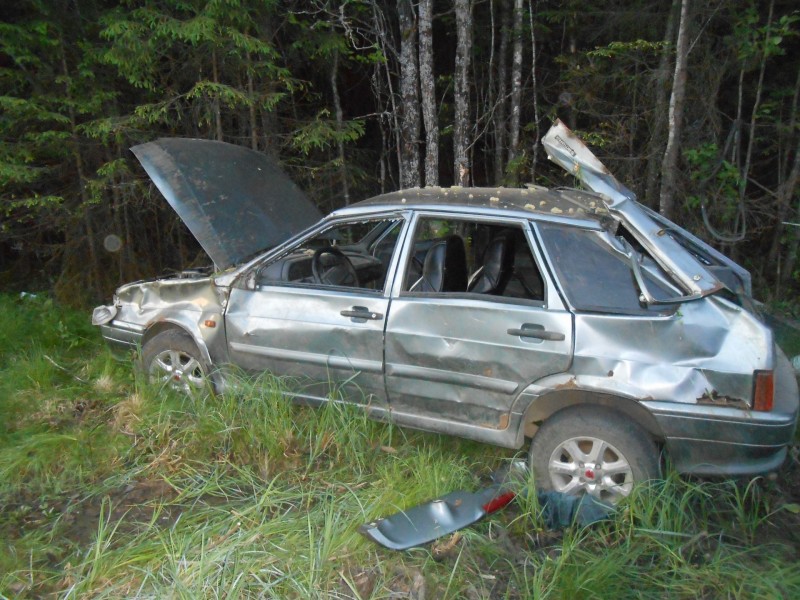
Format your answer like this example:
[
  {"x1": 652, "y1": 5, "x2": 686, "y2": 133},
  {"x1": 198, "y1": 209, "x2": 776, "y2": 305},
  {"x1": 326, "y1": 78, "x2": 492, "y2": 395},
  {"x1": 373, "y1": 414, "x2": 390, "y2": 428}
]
[{"x1": 93, "y1": 121, "x2": 799, "y2": 504}]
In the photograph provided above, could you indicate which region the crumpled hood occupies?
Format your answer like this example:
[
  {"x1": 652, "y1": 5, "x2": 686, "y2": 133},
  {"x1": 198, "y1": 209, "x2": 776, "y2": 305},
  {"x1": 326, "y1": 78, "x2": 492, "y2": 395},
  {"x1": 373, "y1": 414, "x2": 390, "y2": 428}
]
[{"x1": 131, "y1": 138, "x2": 322, "y2": 270}]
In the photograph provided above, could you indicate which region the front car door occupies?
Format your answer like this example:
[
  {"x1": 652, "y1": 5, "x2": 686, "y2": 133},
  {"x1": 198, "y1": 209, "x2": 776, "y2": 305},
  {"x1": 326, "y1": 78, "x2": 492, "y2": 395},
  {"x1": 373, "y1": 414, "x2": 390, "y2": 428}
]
[
  {"x1": 224, "y1": 213, "x2": 407, "y2": 405},
  {"x1": 384, "y1": 213, "x2": 573, "y2": 435}
]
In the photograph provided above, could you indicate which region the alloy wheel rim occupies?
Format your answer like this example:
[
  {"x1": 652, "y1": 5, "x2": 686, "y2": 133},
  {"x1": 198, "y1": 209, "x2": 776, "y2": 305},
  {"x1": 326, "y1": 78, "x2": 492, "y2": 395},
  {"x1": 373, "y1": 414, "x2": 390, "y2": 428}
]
[
  {"x1": 149, "y1": 349, "x2": 205, "y2": 393},
  {"x1": 547, "y1": 436, "x2": 634, "y2": 503}
]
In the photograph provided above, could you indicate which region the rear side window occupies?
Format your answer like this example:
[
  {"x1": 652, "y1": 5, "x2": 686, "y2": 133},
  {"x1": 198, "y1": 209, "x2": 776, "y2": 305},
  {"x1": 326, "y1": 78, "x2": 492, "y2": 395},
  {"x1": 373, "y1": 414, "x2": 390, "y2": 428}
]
[
  {"x1": 402, "y1": 217, "x2": 545, "y2": 302},
  {"x1": 538, "y1": 223, "x2": 676, "y2": 315}
]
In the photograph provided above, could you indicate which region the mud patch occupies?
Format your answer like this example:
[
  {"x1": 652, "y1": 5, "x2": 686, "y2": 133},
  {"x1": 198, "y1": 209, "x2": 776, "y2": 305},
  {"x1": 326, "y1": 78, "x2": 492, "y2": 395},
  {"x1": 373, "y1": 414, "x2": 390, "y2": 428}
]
[
  {"x1": 3, "y1": 478, "x2": 181, "y2": 547},
  {"x1": 65, "y1": 479, "x2": 182, "y2": 545}
]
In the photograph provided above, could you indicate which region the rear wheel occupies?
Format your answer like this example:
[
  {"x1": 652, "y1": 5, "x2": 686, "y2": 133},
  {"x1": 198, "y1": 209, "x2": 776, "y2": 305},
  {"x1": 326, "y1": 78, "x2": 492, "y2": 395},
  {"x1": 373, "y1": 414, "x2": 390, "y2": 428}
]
[
  {"x1": 529, "y1": 405, "x2": 659, "y2": 504},
  {"x1": 142, "y1": 330, "x2": 211, "y2": 394}
]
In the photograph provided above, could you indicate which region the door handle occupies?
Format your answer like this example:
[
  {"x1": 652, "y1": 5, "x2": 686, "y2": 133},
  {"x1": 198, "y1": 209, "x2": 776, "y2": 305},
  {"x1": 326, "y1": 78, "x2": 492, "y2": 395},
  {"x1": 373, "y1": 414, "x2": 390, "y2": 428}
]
[
  {"x1": 507, "y1": 327, "x2": 565, "y2": 341},
  {"x1": 340, "y1": 306, "x2": 383, "y2": 320}
]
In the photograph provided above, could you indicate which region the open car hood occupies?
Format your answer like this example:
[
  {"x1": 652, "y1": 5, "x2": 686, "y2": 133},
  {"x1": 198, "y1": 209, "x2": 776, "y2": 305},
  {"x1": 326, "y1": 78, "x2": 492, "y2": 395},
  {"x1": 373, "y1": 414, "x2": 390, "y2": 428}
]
[
  {"x1": 542, "y1": 120, "x2": 751, "y2": 298},
  {"x1": 131, "y1": 138, "x2": 322, "y2": 270}
]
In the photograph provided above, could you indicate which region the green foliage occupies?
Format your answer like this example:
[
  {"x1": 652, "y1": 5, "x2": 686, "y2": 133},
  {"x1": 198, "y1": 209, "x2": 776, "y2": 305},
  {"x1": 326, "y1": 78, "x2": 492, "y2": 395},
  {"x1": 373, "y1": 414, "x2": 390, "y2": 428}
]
[
  {"x1": 503, "y1": 151, "x2": 528, "y2": 186},
  {"x1": 734, "y1": 5, "x2": 799, "y2": 64},
  {"x1": 587, "y1": 39, "x2": 667, "y2": 59},
  {"x1": 683, "y1": 143, "x2": 742, "y2": 217},
  {"x1": 291, "y1": 110, "x2": 366, "y2": 155},
  {"x1": 3, "y1": 0, "x2": 800, "y2": 310}
]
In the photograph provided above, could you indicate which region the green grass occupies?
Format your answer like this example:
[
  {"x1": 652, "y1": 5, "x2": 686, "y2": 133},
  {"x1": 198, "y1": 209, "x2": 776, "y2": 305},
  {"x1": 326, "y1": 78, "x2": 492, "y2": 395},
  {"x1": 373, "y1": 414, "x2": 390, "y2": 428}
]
[{"x1": 1, "y1": 293, "x2": 799, "y2": 598}]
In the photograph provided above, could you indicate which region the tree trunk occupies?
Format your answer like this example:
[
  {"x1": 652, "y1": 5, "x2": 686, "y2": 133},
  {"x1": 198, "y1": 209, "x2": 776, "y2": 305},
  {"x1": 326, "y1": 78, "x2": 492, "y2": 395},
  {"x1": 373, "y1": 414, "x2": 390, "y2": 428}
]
[
  {"x1": 776, "y1": 137, "x2": 800, "y2": 285},
  {"x1": 59, "y1": 44, "x2": 102, "y2": 296},
  {"x1": 211, "y1": 48, "x2": 223, "y2": 141},
  {"x1": 260, "y1": 15, "x2": 278, "y2": 156},
  {"x1": 659, "y1": 0, "x2": 690, "y2": 219},
  {"x1": 454, "y1": 0, "x2": 473, "y2": 186},
  {"x1": 418, "y1": 0, "x2": 438, "y2": 187},
  {"x1": 507, "y1": 0, "x2": 524, "y2": 169},
  {"x1": 528, "y1": 0, "x2": 540, "y2": 179},
  {"x1": 768, "y1": 66, "x2": 800, "y2": 267},
  {"x1": 247, "y1": 65, "x2": 258, "y2": 151},
  {"x1": 782, "y1": 193, "x2": 800, "y2": 285},
  {"x1": 739, "y1": 0, "x2": 774, "y2": 213},
  {"x1": 397, "y1": 0, "x2": 421, "y2": 189},
  {"x1": 330, "y1": 49, "x2": 351, "y2": 205},
  {"x1": 371, "y1": 4, "x2": 402, "y2": 188},
  {"x1": 644, "y1": 0, "x2": 679, "y2": 207},
  {"x1": 493, "y1": 0, "x2": 510, "y2": 183}
]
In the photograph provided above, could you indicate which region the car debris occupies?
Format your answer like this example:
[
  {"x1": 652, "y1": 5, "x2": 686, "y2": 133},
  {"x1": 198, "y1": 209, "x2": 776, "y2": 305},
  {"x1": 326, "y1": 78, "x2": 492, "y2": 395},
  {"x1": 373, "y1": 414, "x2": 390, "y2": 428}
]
[
  {"x1": 359, "y1": 461, "x2": 613, "y2": 550},
  {"x1": 359, "y1": 485, "x2": 517, "y2": 551}
]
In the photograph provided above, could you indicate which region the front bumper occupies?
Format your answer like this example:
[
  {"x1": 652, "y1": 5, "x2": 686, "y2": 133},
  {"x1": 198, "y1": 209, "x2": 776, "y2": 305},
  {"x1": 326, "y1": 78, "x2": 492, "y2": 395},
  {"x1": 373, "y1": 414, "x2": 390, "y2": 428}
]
[
  {"x1": 100, "y1": 321, "x2": 144, "y2": 357},
  {"x1": 643, "y1": 353, "x2": 799, "y2": 476}
]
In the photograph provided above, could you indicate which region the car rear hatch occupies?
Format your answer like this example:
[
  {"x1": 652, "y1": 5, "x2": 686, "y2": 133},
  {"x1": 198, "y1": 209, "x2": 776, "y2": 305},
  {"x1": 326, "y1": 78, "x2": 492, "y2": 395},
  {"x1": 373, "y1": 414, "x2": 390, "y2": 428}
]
[{"x1": 542, "y1": 120, "x2": 751, "y2": 300}]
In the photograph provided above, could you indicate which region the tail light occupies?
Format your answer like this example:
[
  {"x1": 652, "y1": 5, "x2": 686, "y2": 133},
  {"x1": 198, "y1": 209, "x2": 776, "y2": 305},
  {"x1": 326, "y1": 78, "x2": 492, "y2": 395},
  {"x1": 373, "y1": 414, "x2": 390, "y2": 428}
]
[
  {"x1": 481, "y1": 491, "x2": 516, "y2": 514},
  {"x1": 752, "y1": 370, "x2": 774, "y2": 412}
]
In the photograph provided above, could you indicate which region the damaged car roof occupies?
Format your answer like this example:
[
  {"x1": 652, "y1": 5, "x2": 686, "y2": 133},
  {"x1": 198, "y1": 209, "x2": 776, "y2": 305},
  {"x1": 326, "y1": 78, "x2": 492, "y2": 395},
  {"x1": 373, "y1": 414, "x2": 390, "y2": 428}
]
[
  {"x1": 132, "y1": 138, "x2": 323, "y2": 270},
  {"x1": 348, "y1": 185, "x2": 610, "y2": 224}
]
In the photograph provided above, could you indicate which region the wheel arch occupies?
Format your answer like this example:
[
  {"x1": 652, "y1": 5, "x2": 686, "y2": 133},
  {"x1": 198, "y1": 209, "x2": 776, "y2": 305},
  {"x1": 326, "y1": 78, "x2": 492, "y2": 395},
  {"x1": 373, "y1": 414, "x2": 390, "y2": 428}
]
[
  {"x1": 142, "y1": 320, "x2": 212, "y2": 367},
  {"x1": 521, "y1": 389, "x2": 666, "y2": 443}
]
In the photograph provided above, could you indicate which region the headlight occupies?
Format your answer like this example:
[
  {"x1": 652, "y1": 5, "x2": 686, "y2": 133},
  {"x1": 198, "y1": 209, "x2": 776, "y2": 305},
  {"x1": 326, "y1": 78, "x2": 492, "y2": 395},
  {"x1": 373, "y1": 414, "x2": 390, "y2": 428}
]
[{"x1": 91, "y1": 305, "x2": 117, "y2": 326}]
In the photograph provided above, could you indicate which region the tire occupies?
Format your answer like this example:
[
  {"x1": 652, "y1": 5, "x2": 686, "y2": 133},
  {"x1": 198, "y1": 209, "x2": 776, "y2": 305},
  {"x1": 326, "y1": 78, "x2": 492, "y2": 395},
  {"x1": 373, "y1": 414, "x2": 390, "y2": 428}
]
[
  {"x1": 141, "y1": 329, "x2": 211, "y2": 395},
  {"x1": 529, "y1": 405, "x2": 659, "y2": 504}
]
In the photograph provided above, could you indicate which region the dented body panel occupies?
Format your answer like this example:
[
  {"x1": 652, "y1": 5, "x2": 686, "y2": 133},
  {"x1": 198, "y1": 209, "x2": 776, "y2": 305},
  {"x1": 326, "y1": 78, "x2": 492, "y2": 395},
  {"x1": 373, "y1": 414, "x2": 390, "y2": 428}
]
[
  {"x1": 225, "y1": 284, "x2": 391, "y2": 404},
  {"x1": 570, "y1": 296, "x2": 771, "y2": 405},
  {"x1": 98, "y1": 276, "x2": 229, "y2": 373},
  {"x1": 94, "y1": 129, "x2": 799, "y2": 481}
]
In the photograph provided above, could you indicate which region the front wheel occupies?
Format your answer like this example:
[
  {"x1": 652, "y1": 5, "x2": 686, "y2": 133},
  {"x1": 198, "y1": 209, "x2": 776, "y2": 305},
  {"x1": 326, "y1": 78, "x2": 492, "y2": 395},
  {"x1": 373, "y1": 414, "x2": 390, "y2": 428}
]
[
  {"x1": 141, "y1": 330, "x2": 211, "y2": 395},
  {"x1": 529, "y1": 406, "x2": 659, "y2": 504}
]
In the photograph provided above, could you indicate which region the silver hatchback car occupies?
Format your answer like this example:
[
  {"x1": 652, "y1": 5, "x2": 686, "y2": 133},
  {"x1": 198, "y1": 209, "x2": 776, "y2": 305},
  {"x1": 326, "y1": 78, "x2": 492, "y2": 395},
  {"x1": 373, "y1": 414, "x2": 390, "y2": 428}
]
[{"x1": 93, "y1": 121, "x2": 798, "y2": 503}]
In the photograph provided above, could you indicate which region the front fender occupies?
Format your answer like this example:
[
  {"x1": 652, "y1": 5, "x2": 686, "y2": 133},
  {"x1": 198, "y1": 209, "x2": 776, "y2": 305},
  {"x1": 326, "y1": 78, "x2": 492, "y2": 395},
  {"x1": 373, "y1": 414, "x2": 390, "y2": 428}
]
[
  {"x1": 141, "y1": 317, "x2": 218, "y2": 368},
  {"x1": 112, "y1": 276, "x2": 228, "y2": 367}
]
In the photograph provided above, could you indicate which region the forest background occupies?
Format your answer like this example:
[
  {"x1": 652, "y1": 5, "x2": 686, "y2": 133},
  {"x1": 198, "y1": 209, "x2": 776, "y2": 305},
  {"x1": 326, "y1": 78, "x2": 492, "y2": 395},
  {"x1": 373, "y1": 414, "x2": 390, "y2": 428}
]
[{"x1": 2, "y1": 0, "x2": 799, "y2": 308}]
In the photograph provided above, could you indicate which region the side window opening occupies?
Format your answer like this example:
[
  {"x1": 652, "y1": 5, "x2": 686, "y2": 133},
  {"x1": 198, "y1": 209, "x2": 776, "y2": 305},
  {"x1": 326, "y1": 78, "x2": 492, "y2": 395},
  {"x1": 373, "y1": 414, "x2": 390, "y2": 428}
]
[
  {"x1": 257, "y1": 218, "x2": 403, "y2": 292},
  {"x1": 402, "y1": 217, "x2": 545, "y2": 302},
  {"x1": 538, "y1": 222, "x2": 678, "y2": 315}
]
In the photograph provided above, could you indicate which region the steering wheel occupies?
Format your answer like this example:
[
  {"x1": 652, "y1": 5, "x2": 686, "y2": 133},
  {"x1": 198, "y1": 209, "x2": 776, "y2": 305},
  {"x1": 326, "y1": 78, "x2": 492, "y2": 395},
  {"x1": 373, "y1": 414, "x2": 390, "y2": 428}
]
[{"x1": 312, "y1": 246, "x2": 360, "y2": 287}]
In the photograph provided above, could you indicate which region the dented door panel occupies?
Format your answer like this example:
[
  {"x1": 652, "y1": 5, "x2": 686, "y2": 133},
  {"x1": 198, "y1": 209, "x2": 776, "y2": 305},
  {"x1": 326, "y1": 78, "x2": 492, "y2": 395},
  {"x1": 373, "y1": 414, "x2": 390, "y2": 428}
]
[
  {"x1": 384, "y1": 297, "x2": 573, "y2": 428},
  {"x1": 225, "y1": 286, "x2": 390, "y2": 404}
]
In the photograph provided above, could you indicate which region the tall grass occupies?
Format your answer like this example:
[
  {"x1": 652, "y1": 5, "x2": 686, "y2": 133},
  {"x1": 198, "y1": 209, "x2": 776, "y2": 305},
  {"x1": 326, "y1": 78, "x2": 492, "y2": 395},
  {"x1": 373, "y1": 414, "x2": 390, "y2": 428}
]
[
  {"x1": 507, "y1": 476, "x2": 800, "y2": 599},
  {"x1": 1, "y1": 294, "x2": 799, "y2": 598}
]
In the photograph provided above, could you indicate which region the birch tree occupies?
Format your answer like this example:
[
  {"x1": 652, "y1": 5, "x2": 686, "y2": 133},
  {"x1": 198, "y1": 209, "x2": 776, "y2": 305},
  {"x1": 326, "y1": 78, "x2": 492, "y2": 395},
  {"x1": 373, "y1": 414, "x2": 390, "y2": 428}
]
[
  {"x1": 659, "y1": 0, "x2": 690, "y2": 219},
  {"x1": 644, "y1": 0, "x2": 679, "y2": 207},
  {"x1": 418, "y1": 0, "x2": 438, "y2": 187},
  {"x1": 397, "y1": 0, "x2": 421, "y2": 188},
  {"x1": 507, "y1": 0, "x2": 524, "y2": 168},
  {"x1": 330, "y1": 50, "x2": 350, "y2": 205},
  {"x1": 454, "y1": 0, "x2": 473, "y2": 186},
  {"x1": 528, "y1": 0, "x2": 541, "y2": 178}
]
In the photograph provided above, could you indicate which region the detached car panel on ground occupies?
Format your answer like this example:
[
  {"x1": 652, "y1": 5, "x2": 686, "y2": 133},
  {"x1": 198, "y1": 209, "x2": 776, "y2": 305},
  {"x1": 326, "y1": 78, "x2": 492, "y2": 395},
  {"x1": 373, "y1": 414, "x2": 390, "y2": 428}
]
[{"x1": 94, "y1": 121, "x2": 799, "y2": 504}]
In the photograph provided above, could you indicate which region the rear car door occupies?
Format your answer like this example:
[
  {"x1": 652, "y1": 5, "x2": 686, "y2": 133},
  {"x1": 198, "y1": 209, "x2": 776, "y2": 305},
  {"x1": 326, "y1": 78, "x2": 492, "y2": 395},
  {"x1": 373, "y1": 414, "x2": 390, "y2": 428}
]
[{"x1": 384, "y1": 214, "x2": 573, "y2": 431}]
